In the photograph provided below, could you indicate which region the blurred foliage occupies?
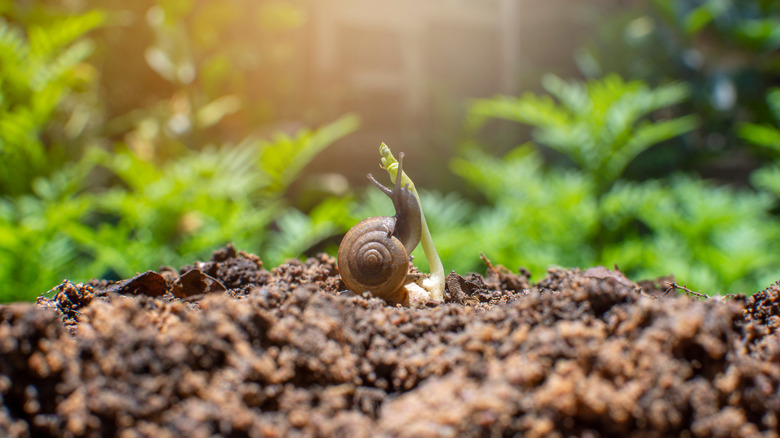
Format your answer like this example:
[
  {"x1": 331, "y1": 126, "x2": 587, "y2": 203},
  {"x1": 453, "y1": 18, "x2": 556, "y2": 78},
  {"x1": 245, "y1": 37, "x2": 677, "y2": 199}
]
[
  {"x1": 447, "y1": 75, "x2": 780, "y2": 293},
  {"x1": 470, "y1": 74, "x2": 698, "y2": 194},
  {"x1": 577, "y1": 0, "x2": 780, "y2": 178},
  {"x1": 0, "y1": 113, "x2": 357, "y2": 302},
  {"x1": 740, "y1": 87, "x2": 780, "y2": 152},
  {"x1": 743, "y1": 87, "x2": 780, "y2": 220},
  {"x1": 3, "y1": 0, "x2": 780, "y2": 301},
  {"x1": 91, "y1": 0, "x2": 314, "y2": 149},
  {"x1": 89, "y1": 114, "x2": 357, "y2": 270},
  {"x1": 0, "y1": 8, "x2": 104, "y2": 196},
  {"x1": 0, "y1": 1, "x2": 357, "y2": 302}
]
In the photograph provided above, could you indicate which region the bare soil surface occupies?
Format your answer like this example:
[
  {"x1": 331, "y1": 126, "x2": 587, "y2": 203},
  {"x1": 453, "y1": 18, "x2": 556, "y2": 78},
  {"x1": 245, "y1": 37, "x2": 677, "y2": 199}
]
[{"x1": 1, "y1": 244, "x2": 779, "y2": 437}]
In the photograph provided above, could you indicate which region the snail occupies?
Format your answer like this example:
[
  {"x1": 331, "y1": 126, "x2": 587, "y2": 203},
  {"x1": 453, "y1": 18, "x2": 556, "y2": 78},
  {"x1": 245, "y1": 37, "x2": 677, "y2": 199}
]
[{"x1": 337, "y1": 153, "x2": 422, "y2": 305}]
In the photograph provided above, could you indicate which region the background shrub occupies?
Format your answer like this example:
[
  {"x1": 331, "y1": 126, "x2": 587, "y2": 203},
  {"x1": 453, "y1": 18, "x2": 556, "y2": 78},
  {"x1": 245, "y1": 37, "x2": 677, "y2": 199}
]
[{"x1": 2, "y1": 0, "x2": 780, "y2": 301}]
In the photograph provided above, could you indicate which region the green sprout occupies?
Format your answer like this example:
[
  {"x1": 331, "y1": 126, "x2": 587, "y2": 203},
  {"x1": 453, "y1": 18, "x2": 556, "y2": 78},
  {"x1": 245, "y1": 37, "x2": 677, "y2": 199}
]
[{"x1": 378, "y1": 143, "x2": 445, "y2": 301}]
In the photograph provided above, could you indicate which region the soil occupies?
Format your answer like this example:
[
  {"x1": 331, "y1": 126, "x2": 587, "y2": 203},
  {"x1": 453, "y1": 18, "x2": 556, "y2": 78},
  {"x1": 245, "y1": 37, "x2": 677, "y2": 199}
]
[{"x1": 1, "y1": 244, "x2": 779, "y2": 437}]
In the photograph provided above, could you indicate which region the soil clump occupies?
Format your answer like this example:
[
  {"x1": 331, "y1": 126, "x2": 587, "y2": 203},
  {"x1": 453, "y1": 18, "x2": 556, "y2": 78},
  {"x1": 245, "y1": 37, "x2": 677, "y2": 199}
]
[{"x1": 1, "y1": 244, "x2": 779, "y2": 437}]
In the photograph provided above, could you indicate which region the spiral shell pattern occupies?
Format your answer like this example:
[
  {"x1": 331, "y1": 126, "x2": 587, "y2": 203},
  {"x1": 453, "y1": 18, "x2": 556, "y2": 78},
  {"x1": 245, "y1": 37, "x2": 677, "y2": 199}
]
[{"x1": 338, "y1": 216, "x2": 409, "y2": 303}]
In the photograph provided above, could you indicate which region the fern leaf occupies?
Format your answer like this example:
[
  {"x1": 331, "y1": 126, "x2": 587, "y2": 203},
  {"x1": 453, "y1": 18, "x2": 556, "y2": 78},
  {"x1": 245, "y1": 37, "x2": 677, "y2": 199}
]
[
  {"x1": 258, "y1": 114, "x2": 359, "y2": 196},
  {"x1": 28, "y1": 10, "x2": 104, "y2": 56}
]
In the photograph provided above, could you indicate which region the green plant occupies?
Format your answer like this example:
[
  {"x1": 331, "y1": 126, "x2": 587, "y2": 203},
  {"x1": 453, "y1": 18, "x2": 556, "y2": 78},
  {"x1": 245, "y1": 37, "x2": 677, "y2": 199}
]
[
  {"x1": 451, "y1": 145, "x2": 598, "y2": 276},
  {"x1": 0, "y1": 10, "x2": 104, "y2": 196},
  {"x1": 740, "y1": 87, "x2": 780, "y2": 200},
  {"x1": 577, "y1": 0, "x2": 780, "y2": 180},
  {"x1": 0, "y1": 115, "x2": 357, "y2": 302},
  {"x1": 470, "y1": 74, "x2": 698, "y2": 256},
  {"x1": 0, "y1": 1, "x2": 362, "y2": 303},
  {"x1": 454, "y1": 75, "x2": 779, "y2": 293},
  {"x1": 470, "y1": 74, "x2": 698, "y2": 194},
  {"x1": 601, "y1": 177, "x2": 779, "y2": 292},
  {"x1": 739, "y1": 88, "x2": 780, "y2": 153},
  {"x1": 739, "y1": 88, "x2": 780, "y2": 284},
  {"x1": 0, "y1": 162, "x2": 100, "y2": 302},
  {"x1": 89, "y1": 114, "x2": 359, "y2": 275},
  {"x1": 0, "y1": 8, "x2": 105, "y2": 301}
]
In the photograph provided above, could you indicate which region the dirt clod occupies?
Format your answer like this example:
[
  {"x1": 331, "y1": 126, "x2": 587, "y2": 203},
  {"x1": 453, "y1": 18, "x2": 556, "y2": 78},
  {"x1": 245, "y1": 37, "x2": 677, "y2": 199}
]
[
  {"x1": 2, "y1": 245, "x2": 779, "y2": 437},
  {"x1": 171, "y1": 269, "x2": 227, "y2": 298}
]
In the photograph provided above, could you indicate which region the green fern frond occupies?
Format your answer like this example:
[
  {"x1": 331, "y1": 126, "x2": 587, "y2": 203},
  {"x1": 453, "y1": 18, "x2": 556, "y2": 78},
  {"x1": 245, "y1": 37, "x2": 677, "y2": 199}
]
[
  {"x1": 28, "y1": 10, "x2": 104, "y2": 56},
  {"x1": 258, "y1": 114, "x2": 359, "y2": 195},
  {"x1": 0, "y1": 19, "x2": 28, "y2": 61},
  {"x1": 30, "y1": 39, "x2": 95, "y2": 92},
  {"x1": 470, "y1": 75, "x2": 696, "y2": 191}
]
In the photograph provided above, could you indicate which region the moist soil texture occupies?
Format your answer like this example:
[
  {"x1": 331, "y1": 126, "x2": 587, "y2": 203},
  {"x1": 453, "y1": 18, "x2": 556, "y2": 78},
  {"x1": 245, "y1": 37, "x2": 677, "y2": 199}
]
[{"x1": 1, "y1": 244, "x2": 779, "y2": 437}]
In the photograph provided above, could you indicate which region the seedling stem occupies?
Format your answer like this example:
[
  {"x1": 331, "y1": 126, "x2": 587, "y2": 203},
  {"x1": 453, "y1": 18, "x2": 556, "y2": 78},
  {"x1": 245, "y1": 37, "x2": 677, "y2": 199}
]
[{"x1": 378, "y1": 143, "x2": 445, "y2": 301}]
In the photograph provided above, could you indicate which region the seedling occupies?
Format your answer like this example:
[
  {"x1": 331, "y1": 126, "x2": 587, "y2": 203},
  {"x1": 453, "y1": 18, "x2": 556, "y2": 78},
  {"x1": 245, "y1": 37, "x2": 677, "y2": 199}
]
[{"x1": 378, "y1": 143, "x2": 445, "y2": 301}]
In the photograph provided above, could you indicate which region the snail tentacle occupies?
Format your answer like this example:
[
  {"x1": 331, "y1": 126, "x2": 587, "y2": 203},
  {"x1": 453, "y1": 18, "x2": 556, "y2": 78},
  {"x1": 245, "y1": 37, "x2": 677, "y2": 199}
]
[{"x1": 365, "y1": 154, "x2": 422, "y2": 255}]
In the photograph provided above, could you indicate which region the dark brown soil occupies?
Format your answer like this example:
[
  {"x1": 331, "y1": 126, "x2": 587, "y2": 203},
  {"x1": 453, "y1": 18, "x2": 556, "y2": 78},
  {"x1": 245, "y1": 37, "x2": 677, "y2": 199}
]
[{"x1": 1, "y1": 244, "x2": 779, "y2": 437}]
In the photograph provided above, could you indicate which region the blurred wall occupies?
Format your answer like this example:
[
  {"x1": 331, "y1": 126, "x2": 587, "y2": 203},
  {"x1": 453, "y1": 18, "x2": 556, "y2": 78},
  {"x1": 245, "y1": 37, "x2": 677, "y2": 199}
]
[{"x1": 302, "y1": 0, "x2": 598, "y2": 186}]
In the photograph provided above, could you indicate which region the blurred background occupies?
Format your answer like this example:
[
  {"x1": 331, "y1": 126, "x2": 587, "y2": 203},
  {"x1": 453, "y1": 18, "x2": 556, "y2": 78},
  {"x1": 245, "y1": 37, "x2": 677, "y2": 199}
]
[{"x1": 2, "y1": 0, "x2": 780, "y2": 301}]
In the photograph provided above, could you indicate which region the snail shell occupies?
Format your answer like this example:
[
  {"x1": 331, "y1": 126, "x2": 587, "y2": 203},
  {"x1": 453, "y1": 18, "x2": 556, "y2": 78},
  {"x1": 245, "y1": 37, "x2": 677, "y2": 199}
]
[
  {"x1": 337, "y1": 152, "x2": 421, "y2": 305},
  {"x1": 337, "y1": 216, "x2": 409, "y2": 304}
]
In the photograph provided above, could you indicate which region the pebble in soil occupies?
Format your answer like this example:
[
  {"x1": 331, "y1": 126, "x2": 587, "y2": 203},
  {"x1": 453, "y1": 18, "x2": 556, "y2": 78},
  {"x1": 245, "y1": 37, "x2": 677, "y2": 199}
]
[{"x1": 1, "y1": 244, "x2": 779, "y2": 437}]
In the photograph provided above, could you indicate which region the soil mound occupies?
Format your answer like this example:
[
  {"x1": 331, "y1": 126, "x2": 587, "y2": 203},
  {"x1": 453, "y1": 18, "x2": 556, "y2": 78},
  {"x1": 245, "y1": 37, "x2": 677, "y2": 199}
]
[{"x1": 2, "y1": 245, "x2": 779, "y2": 437}]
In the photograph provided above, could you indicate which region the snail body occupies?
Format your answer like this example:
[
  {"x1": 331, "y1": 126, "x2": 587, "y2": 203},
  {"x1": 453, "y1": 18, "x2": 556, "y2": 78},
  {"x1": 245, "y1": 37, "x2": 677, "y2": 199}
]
[{"x1": 338, "y1": 153, "x2": 422, "y2": 305}]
